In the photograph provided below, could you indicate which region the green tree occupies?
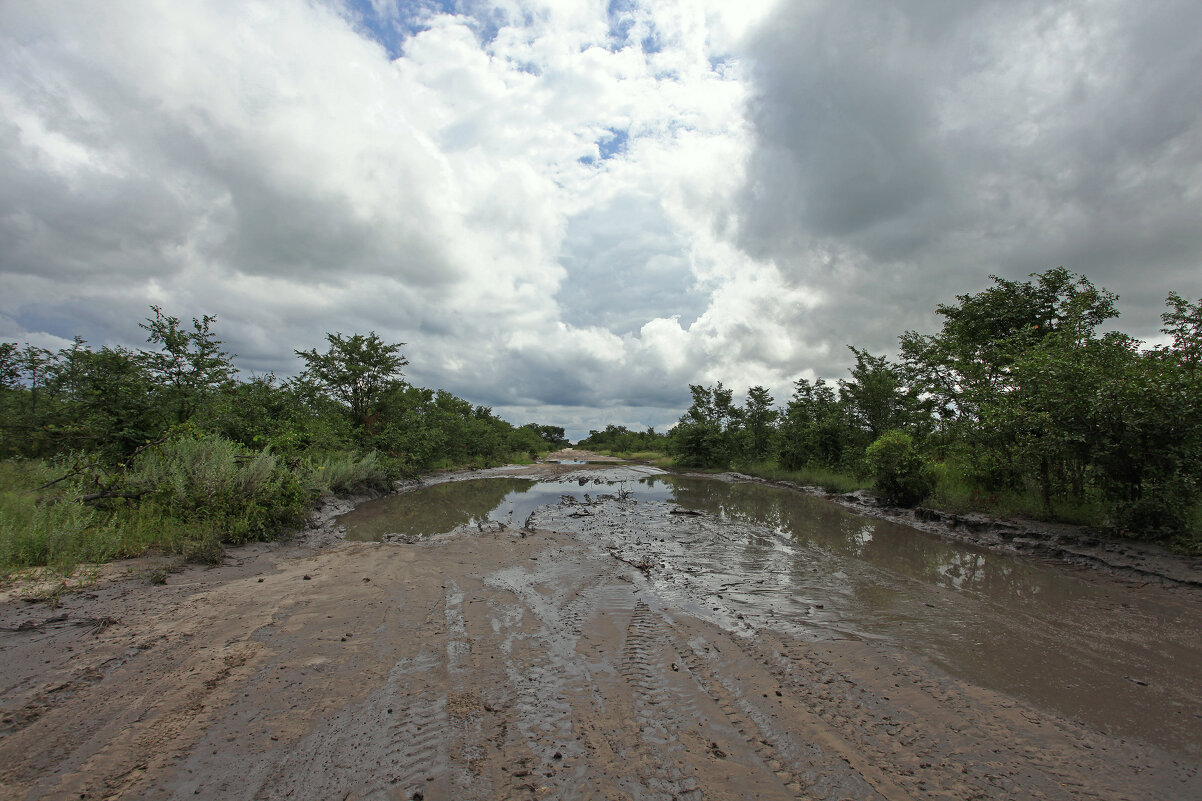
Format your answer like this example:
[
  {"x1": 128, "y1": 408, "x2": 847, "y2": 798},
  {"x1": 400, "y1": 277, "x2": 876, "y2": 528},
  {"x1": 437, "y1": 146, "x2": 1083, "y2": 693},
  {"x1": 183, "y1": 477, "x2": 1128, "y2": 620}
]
[
  {"x1": 865, "y1": 430, "x2": 935, "y2": 507},
  {"x1": 670, "y1": 382, "x2": 742, "y2": 468},
  {"x1": 778, "y1": 378, "x2": 848, "y2": 469},
  {"x1": 139, "y1": 306, "x2": 237, "y2": 424},
  {"x1": 523, "y1": 424, "x2": 568, "y2": 447},
  {"x1": 900, "y1": 268, "x2": 1119, "y2": 426},
  {"x1": 741, "y1": 385, "x2": 777, "y2": 461},
  {"x1": 294, "y1": 332, "x2": 408, "y2": 432},
  {"x1": 838, "y1": 347, "x2": 924, "y2": 441}
]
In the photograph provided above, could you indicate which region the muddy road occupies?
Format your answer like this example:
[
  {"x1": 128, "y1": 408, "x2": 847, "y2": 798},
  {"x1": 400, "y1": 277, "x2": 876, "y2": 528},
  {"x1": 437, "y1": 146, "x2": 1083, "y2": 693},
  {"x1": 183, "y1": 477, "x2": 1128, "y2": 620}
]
[{"x1": 2, "y1": 463, "x2": 1200, "y2": 800}]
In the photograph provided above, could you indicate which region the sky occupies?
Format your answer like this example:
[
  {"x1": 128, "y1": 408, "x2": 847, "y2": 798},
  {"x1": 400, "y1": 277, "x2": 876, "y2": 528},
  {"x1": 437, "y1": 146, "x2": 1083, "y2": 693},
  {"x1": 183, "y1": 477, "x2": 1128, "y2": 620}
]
[{"x1": 2, "y1": 0, "x2": 1200, "y2": 441}]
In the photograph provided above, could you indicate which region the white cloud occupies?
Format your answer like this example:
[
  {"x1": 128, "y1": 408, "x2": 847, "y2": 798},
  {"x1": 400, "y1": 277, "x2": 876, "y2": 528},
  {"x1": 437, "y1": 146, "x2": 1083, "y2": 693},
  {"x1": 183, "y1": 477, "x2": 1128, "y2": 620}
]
[{"x1": 3, "y1": 0, "x2": 1196, "y2": 440}]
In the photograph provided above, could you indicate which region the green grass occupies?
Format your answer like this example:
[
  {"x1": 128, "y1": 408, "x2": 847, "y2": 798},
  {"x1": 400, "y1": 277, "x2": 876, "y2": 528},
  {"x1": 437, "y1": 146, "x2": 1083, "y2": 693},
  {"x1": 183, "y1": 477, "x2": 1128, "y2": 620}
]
[
  {"x1": 735, "y1": 460, "x2": 869, "y2": 494},
  {"x1": 926, "y1": 461, "x2": 1108, "y2": 526},
  {"x1": 1, "y1": 434, "x2": 331, "y2": 574},
  {"x1": 308, "y1": 451, "x2": 392, "y2": 495},
  {"x1": 581, "y1": 448, "x2": 671, "y2": 462},
  {"x1": 0, "y1": 460, "x2": 211, "y2": 575}
]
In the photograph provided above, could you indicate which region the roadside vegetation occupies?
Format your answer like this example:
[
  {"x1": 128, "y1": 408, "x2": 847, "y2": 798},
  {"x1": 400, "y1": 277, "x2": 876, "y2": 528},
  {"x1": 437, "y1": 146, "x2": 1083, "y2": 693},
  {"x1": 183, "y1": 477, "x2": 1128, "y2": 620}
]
[
  {"x1": 574, "y1": 425, "x2": 672, "y2": 464},
  {"x1": 0, "y1": 312, "x2": 565, "y2": 573},
  {"x1": 665, "y1": 269, "x2": 1202, "y2": 553}
]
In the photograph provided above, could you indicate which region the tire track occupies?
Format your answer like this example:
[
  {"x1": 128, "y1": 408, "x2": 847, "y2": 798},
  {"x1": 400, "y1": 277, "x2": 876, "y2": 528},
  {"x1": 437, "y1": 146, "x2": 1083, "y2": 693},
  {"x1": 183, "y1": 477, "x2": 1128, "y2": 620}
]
[
  {"x1": 670, "y1": 629, "x2": 883, "y2": 801},
  {"x1": 748, "y1": 633, "x2": 1103, "y2": 800},
  {"x1": 251, "y1": 651, "x2": 451, "y2": 801},
  {"x1": 617, "y1": 601, "x2": 704, "y2": 801}
]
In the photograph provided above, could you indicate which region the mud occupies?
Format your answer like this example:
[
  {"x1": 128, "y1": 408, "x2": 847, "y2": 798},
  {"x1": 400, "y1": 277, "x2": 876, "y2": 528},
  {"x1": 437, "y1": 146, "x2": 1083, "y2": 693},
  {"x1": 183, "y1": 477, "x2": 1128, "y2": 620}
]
[{"x1": 1, "y1": 462, "x2": 1200, "y2": 800}]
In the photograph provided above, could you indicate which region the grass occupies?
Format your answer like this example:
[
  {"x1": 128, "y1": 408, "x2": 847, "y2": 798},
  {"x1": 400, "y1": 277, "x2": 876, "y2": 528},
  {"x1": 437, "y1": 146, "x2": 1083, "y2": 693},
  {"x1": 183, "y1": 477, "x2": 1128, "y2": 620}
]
[
  {"x1": 735, "y1": 460, "x2": 869, "y2": 494},
  {"x1": 580, "y1": 448, "x2": 672, "y2": 463},
  {"x1": 0, "y1": 434, "x2": 327, "y2": 575},
  {"x1": 925, "y1": 461, "x2": 1109, "y2": 526},
  {"x1": 308, "y1": 451, "x2": 392, "y2": 495},
  {"x1": 0, "y1": 460, "x2": 205, "y2": 575}
]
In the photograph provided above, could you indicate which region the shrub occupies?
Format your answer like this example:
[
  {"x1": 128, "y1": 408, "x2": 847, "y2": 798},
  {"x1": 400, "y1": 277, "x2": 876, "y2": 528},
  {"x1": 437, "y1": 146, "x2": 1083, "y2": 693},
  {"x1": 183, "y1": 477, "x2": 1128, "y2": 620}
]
[
  {"x1": 307, "y1": 450, "x2": 393, "y2": 496},
  {"x1": 864, "y1": 430, "x2": 935, "y2": 507},
  {"x1": 127, "y1": 434, "x2": 311, "y2": 544}
]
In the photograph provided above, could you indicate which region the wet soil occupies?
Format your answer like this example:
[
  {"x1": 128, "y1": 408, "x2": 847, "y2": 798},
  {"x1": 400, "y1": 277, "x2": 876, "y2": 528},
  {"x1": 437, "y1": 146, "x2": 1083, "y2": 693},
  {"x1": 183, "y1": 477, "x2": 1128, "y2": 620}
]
[{"x1": 2, "y1": 463, "x2": 1200, "y2": 800}]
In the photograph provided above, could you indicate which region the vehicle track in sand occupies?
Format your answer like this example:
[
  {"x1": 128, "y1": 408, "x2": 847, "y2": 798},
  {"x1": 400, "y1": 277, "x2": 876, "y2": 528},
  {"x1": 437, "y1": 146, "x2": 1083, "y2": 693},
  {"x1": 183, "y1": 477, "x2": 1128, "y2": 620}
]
[{"x1": 2, "y1": 465, "x2": 1200, "y2": 800}]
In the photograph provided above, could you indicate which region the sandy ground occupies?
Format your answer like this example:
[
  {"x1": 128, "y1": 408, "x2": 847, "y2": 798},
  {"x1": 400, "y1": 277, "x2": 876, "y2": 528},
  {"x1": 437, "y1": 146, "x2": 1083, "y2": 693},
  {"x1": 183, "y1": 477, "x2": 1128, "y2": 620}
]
[{"x1": 2, "y1": 464, "x2": 1200, "y2": 800}]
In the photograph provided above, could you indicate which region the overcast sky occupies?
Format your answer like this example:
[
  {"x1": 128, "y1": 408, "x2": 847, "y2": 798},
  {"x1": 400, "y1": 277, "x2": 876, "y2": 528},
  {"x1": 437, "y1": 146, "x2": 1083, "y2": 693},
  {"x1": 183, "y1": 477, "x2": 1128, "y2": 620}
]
[{"x1": 3, "y1": 0, "x2": 1200, "y2": 440}]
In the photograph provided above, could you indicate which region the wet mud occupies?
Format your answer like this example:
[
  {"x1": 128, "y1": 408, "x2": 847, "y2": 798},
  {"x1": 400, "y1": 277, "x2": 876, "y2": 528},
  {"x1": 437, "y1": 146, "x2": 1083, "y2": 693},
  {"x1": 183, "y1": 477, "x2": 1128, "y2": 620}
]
[{"x1": 1, "y1": 463, "x2": 1200, "y2": 800}]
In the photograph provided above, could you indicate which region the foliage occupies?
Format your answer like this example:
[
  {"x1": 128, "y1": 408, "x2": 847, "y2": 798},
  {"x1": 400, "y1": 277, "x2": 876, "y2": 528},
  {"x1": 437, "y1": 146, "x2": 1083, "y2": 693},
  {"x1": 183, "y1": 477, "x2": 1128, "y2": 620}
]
[
  {"x1": 741, "y1": 386, "x2": 777, "y2": 461},
  {"x1": 140, "y1": 306, "x2": 238, "y2": 424},
  {"x1": 126, "y1": 434, "x2": 310, "y2": 544},
  {"x1": 0, "y1": 308, "x2": 569, "y2": 570},
  {"x1": 778, "y1": 378, "x2": 847, "y2": 470},
  {"x1": 864, "y1": 431, "x2": 935, "y2": 507},
  {"x1": 677, "y1": 269, "x2": 1200, "y2": 548},
  {"x1": 576, "y1": 424, "x2": 668, "y2": 455},
  {"x1": 737, "y1": 459, "x2": 869, "y2": 494},
  {"x1": 523, "y1": 423, "x2": 568, "y2": 447},
  {"x1": 294, "y1": 332, "x2": 408, "y2": 432}
]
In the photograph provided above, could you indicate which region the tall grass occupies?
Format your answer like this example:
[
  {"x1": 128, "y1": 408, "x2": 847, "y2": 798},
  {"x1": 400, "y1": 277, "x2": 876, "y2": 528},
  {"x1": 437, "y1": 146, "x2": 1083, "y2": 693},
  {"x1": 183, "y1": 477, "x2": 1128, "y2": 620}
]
[
  {"x1": 128, "y1": 436, "x2": 311, "y2": 544},
  {"x1": 736, "y1": 460, "x2": 869, "y2": 494},
  {"x1": 307, "y1": 451, "x2": 392, "y2": 495},
  {"x1": 0, "y1": 460, "x2": 198, "y2": 573},
  {"x1": 926, "y1": 460, "x2": 1107, "y2": 526}
]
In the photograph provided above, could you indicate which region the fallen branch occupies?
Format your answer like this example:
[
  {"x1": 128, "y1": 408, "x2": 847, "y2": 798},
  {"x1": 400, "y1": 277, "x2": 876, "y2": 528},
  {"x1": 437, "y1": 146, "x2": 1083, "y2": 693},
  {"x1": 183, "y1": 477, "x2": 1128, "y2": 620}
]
[{"x1": 35, "y1": 462, "x2": 104, "y2": 491}]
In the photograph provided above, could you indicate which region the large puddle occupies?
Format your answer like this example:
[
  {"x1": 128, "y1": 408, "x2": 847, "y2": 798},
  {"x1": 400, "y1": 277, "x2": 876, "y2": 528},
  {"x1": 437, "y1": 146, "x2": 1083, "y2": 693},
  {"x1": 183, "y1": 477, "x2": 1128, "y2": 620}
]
[{"x1": 338, "y1": 467, "x2": 1202, "y2": 758}]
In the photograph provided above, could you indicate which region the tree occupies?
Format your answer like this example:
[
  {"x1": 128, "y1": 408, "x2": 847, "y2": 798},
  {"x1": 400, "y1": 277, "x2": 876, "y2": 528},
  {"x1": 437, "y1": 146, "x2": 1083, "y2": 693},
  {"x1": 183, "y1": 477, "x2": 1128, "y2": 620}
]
[
  {"x1": 838, "y1": 347, "x2": 923, "y2": 441},
  {"x1": 294, "y1": 332, "x2": 407, "y2": 432},
  {"x1": 523, "y1": 424, "x2": 568, "y2": 447},
  {"x1": 900, "y1": 268, "x2": 1119, "y2": 424},
  {"x1": 865, "y1": 430, "x2": 935, "y2": 506},
  {"x1": 778, "y1": 377, "x2": 847, "y2": 469},
  {"x1": 139, "y1": 306, "x2": 237, "y2": 423},
  {"x1": 742, "y1": 386, "x2": 777, "y2": 461},
  {"x1": 670, "y1": 382, "x2": 742, "y2": 468}
]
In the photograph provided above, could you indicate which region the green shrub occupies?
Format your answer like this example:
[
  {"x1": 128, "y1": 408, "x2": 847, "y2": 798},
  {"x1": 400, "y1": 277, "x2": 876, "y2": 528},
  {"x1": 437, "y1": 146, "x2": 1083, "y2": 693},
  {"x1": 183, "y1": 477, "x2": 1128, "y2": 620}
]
[
  {"x1": 864, "y1": 430, "x2": 935, "y2": 507},
  {"x1": 127, "y1": 434, "x2": 311, "y2": 544},
  {"x1": 307, "y1": 450, "x2": 393, "y2": 496}
]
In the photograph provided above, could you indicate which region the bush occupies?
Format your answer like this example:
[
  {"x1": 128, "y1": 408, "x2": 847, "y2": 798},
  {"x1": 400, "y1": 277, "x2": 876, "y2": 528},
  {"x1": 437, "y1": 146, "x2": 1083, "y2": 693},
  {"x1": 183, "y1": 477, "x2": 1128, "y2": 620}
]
[
  {"x1": 307, "y1": 450, "x2": 393, "y2": 496},
  {"x1": 1107, "y1": 474, "x2": 1198, "y2": 540},
  {"x1": 128, "y1": 434, "x2": 311, "y2": 544},
  {"x1": 864, "y1": 430, "x2": 935, "y2": 507}
]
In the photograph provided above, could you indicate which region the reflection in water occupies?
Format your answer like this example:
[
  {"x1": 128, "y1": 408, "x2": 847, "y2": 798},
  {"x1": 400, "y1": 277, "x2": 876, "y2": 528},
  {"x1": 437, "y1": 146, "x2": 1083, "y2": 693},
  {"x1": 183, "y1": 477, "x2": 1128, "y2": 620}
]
[
  {"x1": 340, "y1": 476, "x2": 674, "y2": 542},
  {"x1": 340, "y1": 479, "x2": 536, "y2": 541},
  {"x1": 639, "y1": 475, "x2": 1202, "y2": 759},
  {"x1": 654, "y1": 475, "x2": 1069, "y2": 604},
  {"x1": 337, "y1": 470, "x2": 1202, "y2": 758}
]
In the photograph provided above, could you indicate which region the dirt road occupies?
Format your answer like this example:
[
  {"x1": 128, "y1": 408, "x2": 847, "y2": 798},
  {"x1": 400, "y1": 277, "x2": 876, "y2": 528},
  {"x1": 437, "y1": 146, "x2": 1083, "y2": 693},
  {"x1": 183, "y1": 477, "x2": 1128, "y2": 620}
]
[{"x1": 2, "y1": 465, "x2": 1199, "y2": 800}]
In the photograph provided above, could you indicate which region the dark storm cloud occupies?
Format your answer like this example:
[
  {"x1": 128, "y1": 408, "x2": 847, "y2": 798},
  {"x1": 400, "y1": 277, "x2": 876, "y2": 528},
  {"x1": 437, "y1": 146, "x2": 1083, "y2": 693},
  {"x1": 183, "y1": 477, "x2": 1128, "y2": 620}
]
[{"x1": 739, "y1": 0, "x2": 1202, "y2": 371}]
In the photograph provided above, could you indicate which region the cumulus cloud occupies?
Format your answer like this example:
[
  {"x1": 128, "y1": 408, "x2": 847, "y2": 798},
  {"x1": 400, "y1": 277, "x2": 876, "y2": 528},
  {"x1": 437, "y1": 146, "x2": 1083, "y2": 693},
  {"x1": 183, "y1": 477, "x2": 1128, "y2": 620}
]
[
  {"x1": 1, "y1": 0, "x2": 798, "y2": 437},
  {"x1": 2, "y1": 0, "x2": 1198, "y2": 439}
]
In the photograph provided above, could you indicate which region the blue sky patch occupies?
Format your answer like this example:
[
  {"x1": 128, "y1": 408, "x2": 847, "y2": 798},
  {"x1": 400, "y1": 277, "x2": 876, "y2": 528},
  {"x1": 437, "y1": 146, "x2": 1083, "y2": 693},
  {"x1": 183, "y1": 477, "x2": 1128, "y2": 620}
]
[
  {"x1": 598, "y1": 128, "x2": 629, "y2": 160},
  {"x1": 340, "y1": 0, "x2": 508, "y2": 56}
]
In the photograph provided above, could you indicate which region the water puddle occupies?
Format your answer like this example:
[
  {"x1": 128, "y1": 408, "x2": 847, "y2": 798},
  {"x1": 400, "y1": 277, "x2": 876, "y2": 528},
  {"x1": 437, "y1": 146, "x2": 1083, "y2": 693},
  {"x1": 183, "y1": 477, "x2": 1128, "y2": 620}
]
[
  {"x1": 339, "y1": 471, "x2": 672, "y2": 542},
  {"x1": 337, "y1": 469, "x2": 1202, "y2": 757}
]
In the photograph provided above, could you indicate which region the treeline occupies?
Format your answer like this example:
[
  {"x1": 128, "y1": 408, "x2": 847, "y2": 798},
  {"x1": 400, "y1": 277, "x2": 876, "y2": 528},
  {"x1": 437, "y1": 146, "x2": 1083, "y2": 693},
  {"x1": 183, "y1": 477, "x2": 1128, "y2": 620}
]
[
  {"x1": 668, "y1": 269, "x2": 1202, "y2": 548},
  {"x1": 576, "y1": 424, "x2": 669, "y2": 455},
  {"x1": 0, "y1": 309, "x2": 563, "y2": 570}
]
